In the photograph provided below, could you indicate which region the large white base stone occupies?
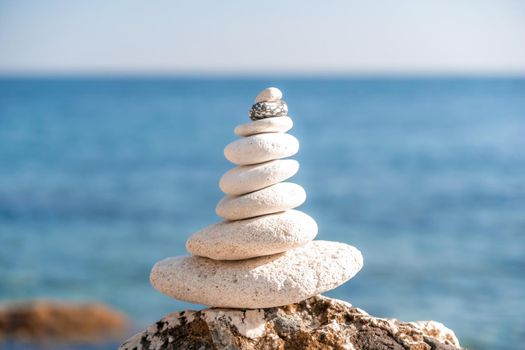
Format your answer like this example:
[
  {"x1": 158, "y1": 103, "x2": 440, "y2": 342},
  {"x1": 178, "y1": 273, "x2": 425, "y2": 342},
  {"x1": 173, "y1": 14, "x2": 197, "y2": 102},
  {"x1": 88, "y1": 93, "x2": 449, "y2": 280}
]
[{"x1": 150, "y1": 240, "x2": 363, "y2": 308}]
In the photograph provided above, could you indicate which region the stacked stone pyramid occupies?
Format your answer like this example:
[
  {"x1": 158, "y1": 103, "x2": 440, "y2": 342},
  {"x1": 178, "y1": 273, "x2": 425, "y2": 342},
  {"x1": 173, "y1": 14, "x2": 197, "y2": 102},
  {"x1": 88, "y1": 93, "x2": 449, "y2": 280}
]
[{"x1": 150, "y1": 87, "x2": 363, "y2": 308}]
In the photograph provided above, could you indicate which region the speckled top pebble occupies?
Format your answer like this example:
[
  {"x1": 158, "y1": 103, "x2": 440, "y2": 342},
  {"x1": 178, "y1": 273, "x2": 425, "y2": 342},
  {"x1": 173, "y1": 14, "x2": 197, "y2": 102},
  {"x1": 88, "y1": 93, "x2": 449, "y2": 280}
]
[{"x1": 249, "y1": 100, "x2": 288, "y2": 121}]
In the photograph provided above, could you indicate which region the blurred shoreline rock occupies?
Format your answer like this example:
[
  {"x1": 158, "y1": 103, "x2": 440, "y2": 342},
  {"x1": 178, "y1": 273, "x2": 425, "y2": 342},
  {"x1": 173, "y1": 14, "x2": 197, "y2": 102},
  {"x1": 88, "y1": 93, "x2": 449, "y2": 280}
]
[
  {"x1": 120, "y1": 295, "x2": 461, "y2": 350},
  {"x1": 0, "y1": 300, "x2": 129, "y2": 343}
]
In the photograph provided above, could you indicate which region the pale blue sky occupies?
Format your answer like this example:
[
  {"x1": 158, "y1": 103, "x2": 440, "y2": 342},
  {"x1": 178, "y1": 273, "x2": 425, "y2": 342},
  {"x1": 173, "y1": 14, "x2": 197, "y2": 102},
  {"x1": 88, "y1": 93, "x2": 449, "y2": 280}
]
[{"x1": 0, "y1": 0, "x2": 524, "y2": 75}]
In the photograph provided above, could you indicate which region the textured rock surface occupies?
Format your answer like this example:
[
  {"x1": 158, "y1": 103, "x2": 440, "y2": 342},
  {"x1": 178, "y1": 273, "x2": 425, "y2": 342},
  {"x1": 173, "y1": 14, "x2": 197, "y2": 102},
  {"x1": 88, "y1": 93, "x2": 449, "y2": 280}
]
[
  {"x1": 219, "y1": 159, "x2": 299, "y2": 196},
  {"x1": 234, "y1": 116, "x2": 293, "y2": 137},
  {"x1": 186, "y1": 210, "x2": 317, "y2": 260},
  {"x1": 119, "y1": 295, "x2": 462, "y2": 350},
  {"x1": 224, "y1": 133, "x2": 299, "y2": 165},
  {"x1": 150, "y1": 241, "x2": 363, "y2": 308},
  {"x1": 0, "y1": 300, "x2": 128, "y2": 342},
  {"x1": 249, "y1": 100, "x2": 288, "y2": 121}
]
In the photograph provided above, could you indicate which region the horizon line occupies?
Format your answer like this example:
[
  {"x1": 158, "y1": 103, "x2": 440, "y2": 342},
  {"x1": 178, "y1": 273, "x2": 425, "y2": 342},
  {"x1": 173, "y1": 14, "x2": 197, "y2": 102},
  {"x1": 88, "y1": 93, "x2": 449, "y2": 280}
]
[{"x1": 1, "y1": 70, "x2": 525, "y2": 80}]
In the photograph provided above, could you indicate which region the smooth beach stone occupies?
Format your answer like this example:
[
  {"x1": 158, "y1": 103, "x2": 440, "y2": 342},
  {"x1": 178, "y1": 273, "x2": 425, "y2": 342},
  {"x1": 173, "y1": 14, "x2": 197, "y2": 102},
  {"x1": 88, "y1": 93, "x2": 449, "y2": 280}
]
[
  {"x1": 249, "y1": 100, "x2": 288, "y2": 121},
  {"x1": 216, "y1": 182, "x2": 306, "y2": 220},
  {"x1": 186, "y1": 210, "x2": 318, "y2": 260},
  {"x1": 234, "y1": 116, "x2": 293, "y2": 137},
  {"x1": 224, "y1": 133, "x2": 299, "y2": 165},
  {"x1": 150, "y1": 240, "x2": 363, "y2": 308},
  {"x1": 219, "y1": 159, "x2": 299, "y2": 196},
  {"x1": 255, "y1": 87, "x2": 283, "y2": 103}
]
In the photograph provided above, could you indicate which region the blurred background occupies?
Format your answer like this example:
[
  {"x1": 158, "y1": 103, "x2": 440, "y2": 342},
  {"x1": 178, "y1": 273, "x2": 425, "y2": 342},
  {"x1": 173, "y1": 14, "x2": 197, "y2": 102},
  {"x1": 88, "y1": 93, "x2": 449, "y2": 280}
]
[{"x1": 1, "y1": 1, "x2": 524, "y2": 349}]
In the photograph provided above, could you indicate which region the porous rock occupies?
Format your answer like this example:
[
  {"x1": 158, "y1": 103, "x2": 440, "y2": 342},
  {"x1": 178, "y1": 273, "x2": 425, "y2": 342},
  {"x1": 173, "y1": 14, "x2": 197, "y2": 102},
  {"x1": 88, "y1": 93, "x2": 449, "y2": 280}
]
[
  {"x1": 186, "y1": 210, "x2": 318, "y2": 260},
  {"x1": 224, "y1": 133, "x2": 299, "y2": 165},
  {"x1": 119, "y1": 295, "x2": 462, "y2": 350},
  {"x1": 150, "y1": 241, "x2": 363, "y2": 308},
  {"x1": 219, "y1": 159, "x2": 299, "y2": 196},
  {"x1": 216, "y1": 182, "x2": 306, "y2": 220}
]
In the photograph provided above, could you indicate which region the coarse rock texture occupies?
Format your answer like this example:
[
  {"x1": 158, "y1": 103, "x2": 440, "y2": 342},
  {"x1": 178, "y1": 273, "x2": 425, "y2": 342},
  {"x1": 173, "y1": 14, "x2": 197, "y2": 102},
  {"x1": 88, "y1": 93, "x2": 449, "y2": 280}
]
[
  {"x1": 216, "y1": 182, "x2": 306, "y2": 221},
  {"x1": 150, "y1": 241, "x2": 363, "y2": 308},
  {"x1": 0, "y1": 300, "x2": 128, "y2": 342},
  {"x1": 255, "y1": 87, "x2": 283, "y2": 103},
  {"x1": 186, "y1": 210, "x2": 318, "y2": 260},
  {"x1": 119, "y1": 295, "x2": 462, "y2": 350},
  {"x1": 234, "y1": 117, "x2": 293, "y2": 137},
  {"x1": 219, "y1": 159, "x2": 299, "y2": 196},
  {"x1": 224, "y1": 133, "x2": 299, "y2": 165},
  {"x1": 249, "y1": 100, "x2": 288, "y2": 121}
]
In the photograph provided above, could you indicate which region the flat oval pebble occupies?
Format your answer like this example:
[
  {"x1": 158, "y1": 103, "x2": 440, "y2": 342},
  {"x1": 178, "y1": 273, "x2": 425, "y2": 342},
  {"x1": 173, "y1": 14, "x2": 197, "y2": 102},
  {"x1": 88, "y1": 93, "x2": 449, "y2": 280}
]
[
  {"x1": 219, "y1": 159, "x2": 299, "y2": 196},
  {"x1": 216, "y1": 182, "x2": 306, "y2": 220},
  {"x1": 255, "y1": 87, "x2": 283, "y2": 103},
  {"x1": 224, "y1": 133, "x2": 299, "y2": 165},
  {"x1": 249, "y1": 100, "x2": 288, "y2": 121},
  {"x1": 234, "y1": 117, "x2": 293, "y2": 137},
  {"x1": 150, "y1": 240, "x2": 363, "y2": 308},
  {"x1": 186, "y1": 210, "x2": 318, "y2": 260}
]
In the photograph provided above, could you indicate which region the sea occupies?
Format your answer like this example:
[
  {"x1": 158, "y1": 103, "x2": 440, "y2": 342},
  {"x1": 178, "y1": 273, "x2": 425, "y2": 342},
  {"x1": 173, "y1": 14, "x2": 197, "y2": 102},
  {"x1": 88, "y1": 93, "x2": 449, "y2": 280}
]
[{"x1": 0, "y1": 77, "x2": 524, "y2": 350}]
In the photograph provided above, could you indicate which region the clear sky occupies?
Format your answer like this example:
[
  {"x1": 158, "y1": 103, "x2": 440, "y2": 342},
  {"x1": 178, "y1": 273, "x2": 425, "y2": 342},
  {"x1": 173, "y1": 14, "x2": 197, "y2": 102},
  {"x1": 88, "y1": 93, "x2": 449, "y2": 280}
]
[{"x1": 0, "y1": 0, "x2": 524, "y2": 75}]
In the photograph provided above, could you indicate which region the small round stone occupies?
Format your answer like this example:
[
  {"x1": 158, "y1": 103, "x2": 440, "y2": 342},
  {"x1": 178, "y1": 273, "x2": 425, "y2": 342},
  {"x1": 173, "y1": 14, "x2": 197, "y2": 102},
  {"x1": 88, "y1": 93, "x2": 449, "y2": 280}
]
[
  {"x1": 249, "y1": 100, "x2": 288, "y2": 121},
  {"x1": 255, "y1": 87, "x2": 283, "y2": 103},
  {"x1": 186, "y1": 210, "x2": 318, "y2": 260},
  {"x1": 216, "y1": 182, "x2": 306, "y2": 221},
  {"x1": 234, "y1": 117, "x2": 293, "y2": 137},
  {"x1": 219, "y1": 159, "x2": 299, "y2": 196},
  {"x1": 150, "y1": 240, "x2": 364, "y2": 308},
  {"x1": 224, "y1": 133, "x2": 299, "y2": 165}
]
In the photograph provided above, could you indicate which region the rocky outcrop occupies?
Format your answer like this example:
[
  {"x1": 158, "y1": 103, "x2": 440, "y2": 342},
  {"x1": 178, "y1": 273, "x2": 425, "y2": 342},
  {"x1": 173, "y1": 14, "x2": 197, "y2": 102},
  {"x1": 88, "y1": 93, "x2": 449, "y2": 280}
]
[
  {"x1": 119, "y1": 295, "x2": 461, "y2": 350},
  {"x1": 0, "y1": 300, "x2": 129, "y2": 342}
]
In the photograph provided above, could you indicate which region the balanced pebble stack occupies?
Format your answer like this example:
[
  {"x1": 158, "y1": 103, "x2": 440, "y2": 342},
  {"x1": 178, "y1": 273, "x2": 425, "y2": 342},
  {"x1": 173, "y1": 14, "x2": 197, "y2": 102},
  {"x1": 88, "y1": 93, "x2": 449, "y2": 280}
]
[{"x1": 150, "y1": 87, "x2": 363, "y2": 308}]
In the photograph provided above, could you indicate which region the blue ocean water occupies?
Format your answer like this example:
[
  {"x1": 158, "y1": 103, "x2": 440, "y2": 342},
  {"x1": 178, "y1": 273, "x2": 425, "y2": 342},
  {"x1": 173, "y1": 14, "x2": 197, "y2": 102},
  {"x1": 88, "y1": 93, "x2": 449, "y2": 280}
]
[{"x1": 0, "y1": 77, "x2": 524, "y2": 350}]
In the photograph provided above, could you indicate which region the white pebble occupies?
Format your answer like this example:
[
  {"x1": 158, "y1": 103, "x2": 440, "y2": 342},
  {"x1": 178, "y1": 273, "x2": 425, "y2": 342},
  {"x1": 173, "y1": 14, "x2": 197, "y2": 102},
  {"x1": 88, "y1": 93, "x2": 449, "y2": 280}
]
[
  {"x1": 150, "y1": 240, "x2": 363, "y2": 308},
  {"x1": 234, "y1": 117, "x2": 293, "y2": 137},
  {"x1": 219, "y1": 159, "x2": 299, "y2": 196},
  {"x1": 255, "y1": 87, "x2": 283, "y2": 103},
  {"x1": 216, "y1": 182, "x2": 306, "y2": 220},
  {"x1": 224, "y1": 133, "x2": 299, "y2": 165},
  {"x1": 186, "y1": 210, "x2": 318, "y2": 260}
]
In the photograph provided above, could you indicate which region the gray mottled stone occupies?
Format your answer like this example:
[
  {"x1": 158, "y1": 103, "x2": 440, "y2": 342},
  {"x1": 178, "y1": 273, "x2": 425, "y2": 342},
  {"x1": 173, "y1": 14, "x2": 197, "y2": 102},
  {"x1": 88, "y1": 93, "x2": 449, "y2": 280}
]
[{"x1": 249, "y1": 100, "x2": 288, "y2": 121}]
